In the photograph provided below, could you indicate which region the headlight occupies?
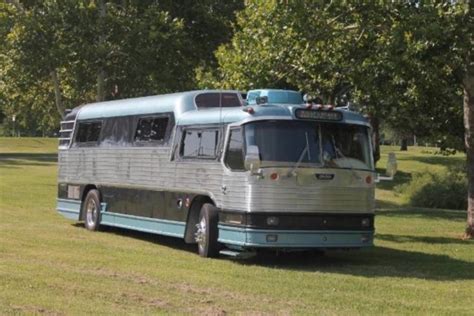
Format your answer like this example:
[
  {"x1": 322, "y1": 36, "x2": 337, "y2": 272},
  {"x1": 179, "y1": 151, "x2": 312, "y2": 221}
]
[
  {"x1": 361, "y1": 218, "x2": 371, "y2": 227},
  {"x1": 266, "y1": 216, "x2": 279, "y2": 226}
]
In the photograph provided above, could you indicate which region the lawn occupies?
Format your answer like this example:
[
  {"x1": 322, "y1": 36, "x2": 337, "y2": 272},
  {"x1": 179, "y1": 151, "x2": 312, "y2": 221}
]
[{"x1": 1, "y1": 138, "x2": 473, "y2": 315}]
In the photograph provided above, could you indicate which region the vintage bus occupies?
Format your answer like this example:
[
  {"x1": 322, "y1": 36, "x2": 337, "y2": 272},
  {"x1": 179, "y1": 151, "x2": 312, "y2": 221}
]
[{"x1": 57, "y1": 90, "x2": 376, "y2": 258}]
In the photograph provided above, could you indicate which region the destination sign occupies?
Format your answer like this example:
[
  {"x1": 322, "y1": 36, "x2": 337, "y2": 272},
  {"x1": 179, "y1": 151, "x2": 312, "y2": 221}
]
[{"x1": 295, "y1": 109, "x2": 343, "y2": 121}]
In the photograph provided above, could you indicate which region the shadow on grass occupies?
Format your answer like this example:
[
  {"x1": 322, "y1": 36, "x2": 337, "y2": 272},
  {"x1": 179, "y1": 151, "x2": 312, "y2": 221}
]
[
  {"x1": 377, "y1": 233, "x2": 469, "y2": 245},
  {"x1": 71, "y1": 223, "x2": 474, "y2": 281},
  {"x1": 375, "y1": 199, "x2": 401, "y2": 209},
  {"x1": 377, "y1": 208, "x2": 466, "y2": 222},
  {"x1": 0, "y1": 153, "x2": 57, "y2": 167},
  {"x1": 399, "y1": 155, "x2": 464, "y2": 167},
  {"x1": 71, "y1": 223, "x2": 197, "y2": 254},
  {"x1": 238, "y1": 246, "x2": 474, "y2": 281}
]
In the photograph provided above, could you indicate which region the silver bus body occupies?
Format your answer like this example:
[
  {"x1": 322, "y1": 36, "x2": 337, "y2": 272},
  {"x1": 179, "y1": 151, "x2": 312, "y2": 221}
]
[{"x1": 57, "y1": 90, "x2": 375, "y2": 255}]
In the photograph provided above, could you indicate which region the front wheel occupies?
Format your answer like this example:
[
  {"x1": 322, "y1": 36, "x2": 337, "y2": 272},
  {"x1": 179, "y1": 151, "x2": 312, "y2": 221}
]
[
  {"x1": 83, "y1": 189, "x2": 101, "y2": 231},
  {"x1": 195, "y1": 203, "x2": 220, "y2": 258}
]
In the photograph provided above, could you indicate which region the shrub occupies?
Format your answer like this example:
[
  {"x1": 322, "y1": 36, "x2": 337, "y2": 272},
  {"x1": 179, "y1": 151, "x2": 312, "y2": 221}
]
[{"x1": 396, "y1": 165, "x2": 467, "y2": 210}]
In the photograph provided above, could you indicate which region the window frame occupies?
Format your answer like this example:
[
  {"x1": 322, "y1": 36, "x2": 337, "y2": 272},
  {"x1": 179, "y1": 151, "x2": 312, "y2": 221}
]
[
  {"x1": 176, "y1": 125, "x2": 223, "y2": 161},
  {"x1": 133, "y1": 113, "x2": 175, "y2": 147},
  {"x1": 223, "y1": 127, "x2": 246, "y2": 171},
  {"x1": 73, "y1": 119, "x2": 103, "y2": 147}
]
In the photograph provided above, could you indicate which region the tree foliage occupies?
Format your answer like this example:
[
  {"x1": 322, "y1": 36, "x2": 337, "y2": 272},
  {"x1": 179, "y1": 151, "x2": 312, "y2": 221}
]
[
  {"x1": 0, "y1": 0, "x2": 243, "y2": 135},
  {"x1": 200, "y1": 1, "x2": 466, "y2": 148}
]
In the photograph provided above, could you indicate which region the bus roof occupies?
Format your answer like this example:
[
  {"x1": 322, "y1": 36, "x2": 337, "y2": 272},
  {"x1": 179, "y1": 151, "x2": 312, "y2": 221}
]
[
  {"x1": 74, "y1": 90, "x2": 369, "y2": 127},
  {"x1": 76, "y1": 90, "x2": 241, "y2": 121},
  {"x1": 177, "y1": 104, "x2": 369, "y2": 126}
]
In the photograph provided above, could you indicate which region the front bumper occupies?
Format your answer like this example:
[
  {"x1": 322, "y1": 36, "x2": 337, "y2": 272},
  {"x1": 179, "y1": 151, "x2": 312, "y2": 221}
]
[{"x1": 218, "y1": 224, "x2": 374, "y2": 249}]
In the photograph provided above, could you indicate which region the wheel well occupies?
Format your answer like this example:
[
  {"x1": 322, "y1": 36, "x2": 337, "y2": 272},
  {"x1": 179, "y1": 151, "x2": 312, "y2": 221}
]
[
  {"x1": 79, "y1": 184, "x2": 99, "y2": 220},
  {"x1": 184, "y1": 195, "x2": 215, "y2": 243}
]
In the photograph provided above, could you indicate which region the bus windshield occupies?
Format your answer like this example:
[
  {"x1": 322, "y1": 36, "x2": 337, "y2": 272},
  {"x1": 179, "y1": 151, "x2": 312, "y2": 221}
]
[{"x1": 243, "y1": 120, "x2": 373, "y2": 171}]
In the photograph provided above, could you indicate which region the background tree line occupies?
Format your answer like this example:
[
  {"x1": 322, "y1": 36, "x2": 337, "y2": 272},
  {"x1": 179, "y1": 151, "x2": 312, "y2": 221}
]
[
  {"x1": 0, "y1": 0, "x2": 244, "y2": 135},
  {"x1": 0, "y1": 1, "x2": 473, "y2": 236}
]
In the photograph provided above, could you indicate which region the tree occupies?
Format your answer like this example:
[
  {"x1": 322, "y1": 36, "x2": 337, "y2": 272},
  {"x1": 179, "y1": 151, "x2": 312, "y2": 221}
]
[
  {"x1": 0, "y1": 1, "x2": 243, "y2": 135},
  {"x1": 200, "y1": 1, "x2": 472, "y2": 236}
]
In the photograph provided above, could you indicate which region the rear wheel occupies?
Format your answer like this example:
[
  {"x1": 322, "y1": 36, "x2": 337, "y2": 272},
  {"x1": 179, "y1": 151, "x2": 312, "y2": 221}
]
[
  {"x1": 83, "y1": 189, "x2": 101, "y2": 231},
  {"x1": 195, "y1": 203, "x2": 220, "y2": 258}
]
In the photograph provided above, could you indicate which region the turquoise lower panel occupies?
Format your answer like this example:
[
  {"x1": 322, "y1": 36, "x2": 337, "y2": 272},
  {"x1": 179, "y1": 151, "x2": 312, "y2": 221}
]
[
  {"x1": 57, "y1": 198, "x2": 81, "y2": 220},
  {"x1": 101, "y1": 212, "x2": 185, "y2": 238},
  {"x1": 218, "y1": 225, "x2": 373, "y2": 248}
]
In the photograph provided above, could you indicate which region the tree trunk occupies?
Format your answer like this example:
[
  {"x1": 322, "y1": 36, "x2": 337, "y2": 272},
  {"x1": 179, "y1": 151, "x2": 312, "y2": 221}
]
[
  {"x1": 462, "y1": 2, "x2": 474, "y2": 239},
  {"x1": 96, "y1": 0, "x2": 106, "y2": 102},
  {"x1": 96, "y1": 69, "x2": 106, "y2": 102},
  {"x1": 463, "y1": 74, "x2": 474, "y2": 239},
  {"x1": 400, "y1": 138, "x2": 408, "y2": 151},
  {"x1": 50, "y1": 70, "x2": 64, "y2": 119},
  {"x1": 369, "y1": 115, "x2": 381, "y2": 166}
]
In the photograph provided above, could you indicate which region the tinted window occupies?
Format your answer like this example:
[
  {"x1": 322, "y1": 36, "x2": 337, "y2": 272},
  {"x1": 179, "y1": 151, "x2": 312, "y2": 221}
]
[
  {"x1": 225, "y1": 128, "x2": 244, "y2": 170},
  {"x1": 195, "y1": 93, "x2": 241, "y2": 108},
  {"x1": 221, "y1": 93, "x2": 241, "y2": 107},
  {"x1": 135, "y1": 117, "x2": 169, "y2": 142},
  {"x1": 195, "y1": 93, "x2": 219, "y2": 108},
  {"x1": 76, "y1": 121, "x2": 102, "y2": 143},
  {"x1": 181, "y1": 129, "x2": 219, "y2": 159}
]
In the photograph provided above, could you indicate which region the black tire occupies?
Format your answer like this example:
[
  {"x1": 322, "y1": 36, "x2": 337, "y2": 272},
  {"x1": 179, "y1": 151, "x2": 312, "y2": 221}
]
[
  {"x1": 195, "y1": 203, "x2": 220, "y2": 258},
  {"x1": 83, "y1": 189, "x2": 101, "y2": 231}
]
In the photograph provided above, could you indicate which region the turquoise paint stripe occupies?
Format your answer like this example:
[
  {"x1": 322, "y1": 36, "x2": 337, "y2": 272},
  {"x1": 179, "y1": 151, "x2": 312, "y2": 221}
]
[
  {"x1": 57, "y1": 198, "x2": 81, "y2": 220},
  {"x1": 218, "y1": 225, "x2": 373, "y2": 248},
  {"x1": 101, "y1": 212, "x2": 185, "y2": 238}
]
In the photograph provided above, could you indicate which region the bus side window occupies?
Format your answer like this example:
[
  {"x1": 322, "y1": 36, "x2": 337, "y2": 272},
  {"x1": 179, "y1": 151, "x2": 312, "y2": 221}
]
[
  {"x1": 75, "y1": 121, "x2": 102, "y2": 146},
  {"x1": 135, "y1": 117, "x2": 169, "y2": 142},
  {"x1": 101, "y1": 116, "x2": 134, "y2": 146},
  {"x1": 180, "y1": 129, "x2": 219, "y2": 159},
  {"x1": 225, "y1": 128, "x2": 244, "y2": 170}
]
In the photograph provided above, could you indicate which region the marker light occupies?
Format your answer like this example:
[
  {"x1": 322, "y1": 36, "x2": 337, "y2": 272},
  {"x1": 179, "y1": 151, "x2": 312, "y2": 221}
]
[
  {"x1": 365, "y1": 175, "x2": 372, "y2": 184},
  {"x1": 361, "y1": 218, "x2": 371, "y2": 227},
  {"x1": 270, "y1": 172, "x2": 279, "y2": 181},
  {"x1": 185, "y1": 197, "x2": 190, "y2": 208},
  {"x1": 242, "y1": 107, "x2": 255, "y2": 114}
]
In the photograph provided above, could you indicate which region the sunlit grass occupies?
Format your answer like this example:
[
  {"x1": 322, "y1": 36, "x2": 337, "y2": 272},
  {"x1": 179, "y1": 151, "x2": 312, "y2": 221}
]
[{"x1": 0, "y1": 138, "x2": 473, "y2": 315}]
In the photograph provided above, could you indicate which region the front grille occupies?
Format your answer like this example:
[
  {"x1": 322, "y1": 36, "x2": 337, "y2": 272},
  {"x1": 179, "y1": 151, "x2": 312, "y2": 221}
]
[{"x1": 219, "y1": 212, "x2": 374, "y2": 231}]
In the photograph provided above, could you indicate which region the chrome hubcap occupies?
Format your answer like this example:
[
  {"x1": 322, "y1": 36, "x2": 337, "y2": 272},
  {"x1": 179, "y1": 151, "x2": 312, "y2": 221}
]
[
  {"x1": 195, "y1": 217, "x2": 207, "y2": 251},
  {"x1": 86, "y1": 199, "x2": 98, "y2": 228}
]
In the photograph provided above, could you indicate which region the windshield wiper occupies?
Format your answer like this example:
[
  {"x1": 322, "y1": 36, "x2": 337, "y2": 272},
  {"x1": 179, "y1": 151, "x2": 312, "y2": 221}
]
[{"x1": 288, "y1": 132, "x2": 310, "y2": 177}]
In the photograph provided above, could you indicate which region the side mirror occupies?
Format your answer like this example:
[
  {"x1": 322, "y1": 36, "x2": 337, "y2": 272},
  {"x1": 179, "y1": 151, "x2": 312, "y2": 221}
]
[
  {"x1": 256, "y1": 96, "x2": 268, "y2": 105},
  {"x1": 245, "y1": 145, "x2": 261, "y2": 172},
  {"x1": 386, "y1": 152, "x2": 397, "y2": 177}
]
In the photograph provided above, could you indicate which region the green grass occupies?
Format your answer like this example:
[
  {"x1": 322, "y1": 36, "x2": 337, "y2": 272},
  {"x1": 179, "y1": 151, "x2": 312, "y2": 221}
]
[{"x1": 1, "y1": 138, "x2": 473, "y2": 315}]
